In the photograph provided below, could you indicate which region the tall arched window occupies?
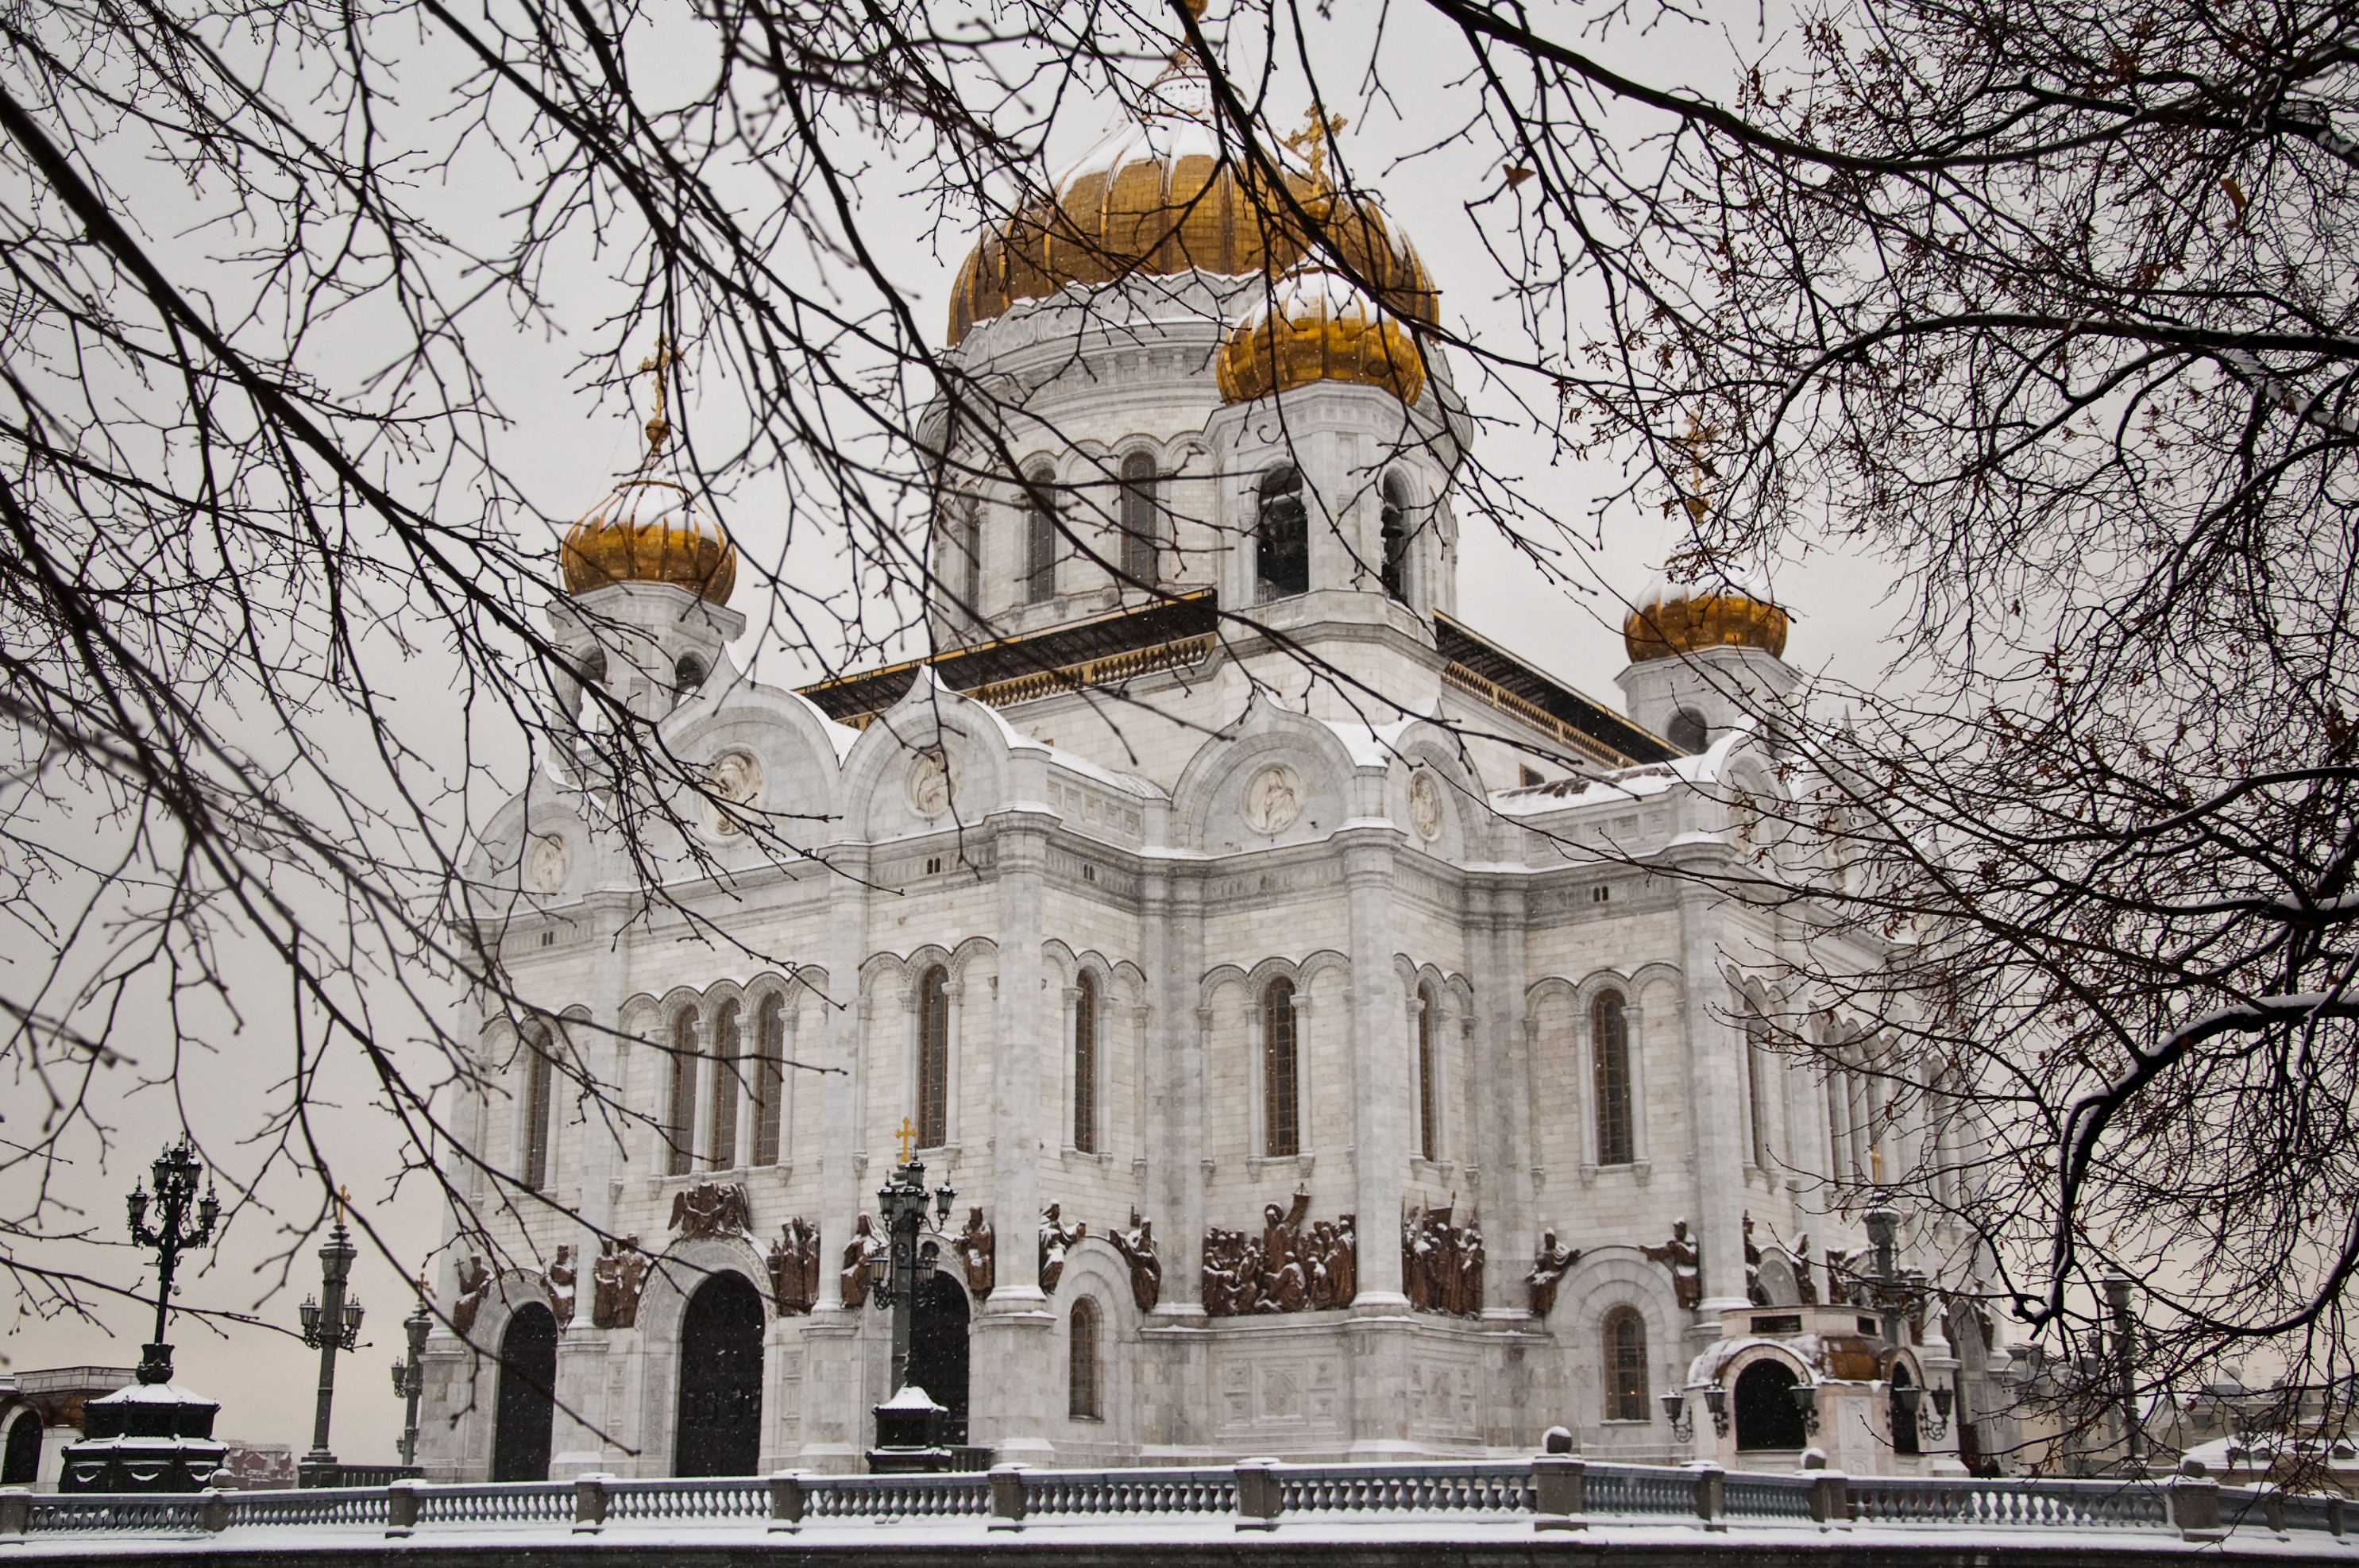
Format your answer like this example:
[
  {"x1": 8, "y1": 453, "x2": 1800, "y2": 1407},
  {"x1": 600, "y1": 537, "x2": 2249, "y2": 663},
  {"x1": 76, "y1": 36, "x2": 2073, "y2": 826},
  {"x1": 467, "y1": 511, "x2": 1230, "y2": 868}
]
[
  {"x1": 1023, "y1": 466, "x2": 1056, "y2": 603},
  {"x1": 523, "y1": 1025, "x2": 555, "y2": 1191},
  {"x1": 1068, "y1": 1296, "x2": 1102, "y2": 1419},
  {"x1": 1745, "y1": 1013, "x2": 1774, "y2": 1170},
  {"x1": 666, "y1": 1007, "x2": 701, "y2": 1176},
  {"x1": 709, "y1": 1000, "x2": 741, "y2": 1169},
  {"x1": 1380, "y1": 472, "x2": 1412, "y2": 602},
  {"x1": 1256, "y1": 466, "x2": 1308, "y2": 601},
  {"x1": 917, "y1": 965, "x2": 951, "y2": 1149},
  {"x1": 1602, "y1": 1307, "x2": 1650, "y2": 1421},
  {"x1": 753, "y1": 994, "x2": 786, "y2": 1167},
  {"x1": 1415, "y1": 984, "x2": 1438, "y2": 1161},
  {"x1": 1073, "y1": 971, "x2": 1099, "y2": 1154},
  {"x1": 1119, "y1": 453, "x2": 1158, "y2": 584},
  {"x1": 1593, "y1": 991, "x2": 1633, "y2": 1167},
  {"x1": 1263, "y1": 977, "x2": 1300, "y2": 1157}
]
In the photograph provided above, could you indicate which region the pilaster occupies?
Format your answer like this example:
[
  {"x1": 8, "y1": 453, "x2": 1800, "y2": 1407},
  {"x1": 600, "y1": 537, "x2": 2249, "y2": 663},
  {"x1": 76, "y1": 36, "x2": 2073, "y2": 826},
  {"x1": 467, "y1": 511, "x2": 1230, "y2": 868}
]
[{"x1": 1676, "y1": 854, "x2": 1748, "y2": 1334}]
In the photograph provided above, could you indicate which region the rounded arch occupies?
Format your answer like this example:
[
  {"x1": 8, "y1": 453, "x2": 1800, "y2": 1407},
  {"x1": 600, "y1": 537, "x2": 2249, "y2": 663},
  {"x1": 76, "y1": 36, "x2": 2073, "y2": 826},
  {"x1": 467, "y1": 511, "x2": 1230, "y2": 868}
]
[
  {"x1": 1731, "y1": 1352, "x2": 1811, "y2": 1452},
  {"x1": 674, "y1": 1270, "x2": 766, "y2": 1476},
  {"x1": 630, "y1": 1237, "x2": 774, "y2": 1476},
  {"x1": 1552, "y1": 1249, "x2": 1684, "y2": 1444},
  {"x1": 1, "y1": 1406, "x2": 42, "y2": 1485},
  {"x1": 1384, "y1": 724, "x2": 1492, "y2": 861},
  {"x1": 837, "y1": 685, "x2": 1016, "y2": 841},
  {"x1": 1170, "y1": 698, "x2": 1361, "y2": 852},
  {"x1": 490, "y1": 1299, "x2": 558, "y2": 1482}
]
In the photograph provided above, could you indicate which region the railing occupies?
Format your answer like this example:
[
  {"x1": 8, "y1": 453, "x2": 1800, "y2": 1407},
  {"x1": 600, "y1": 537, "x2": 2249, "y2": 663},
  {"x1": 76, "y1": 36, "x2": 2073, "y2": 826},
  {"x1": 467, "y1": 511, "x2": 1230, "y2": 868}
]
[{"x1": 0, "y1": 1459, "x2": 2345, "y2": 1546}]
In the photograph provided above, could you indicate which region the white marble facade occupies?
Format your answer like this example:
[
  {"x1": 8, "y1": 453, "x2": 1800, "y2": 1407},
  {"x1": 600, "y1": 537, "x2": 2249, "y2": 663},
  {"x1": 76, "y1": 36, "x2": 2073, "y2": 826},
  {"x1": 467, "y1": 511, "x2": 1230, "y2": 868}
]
[{"x1": 417, "y1": 76, "x2": 2002, "y2": 1483}]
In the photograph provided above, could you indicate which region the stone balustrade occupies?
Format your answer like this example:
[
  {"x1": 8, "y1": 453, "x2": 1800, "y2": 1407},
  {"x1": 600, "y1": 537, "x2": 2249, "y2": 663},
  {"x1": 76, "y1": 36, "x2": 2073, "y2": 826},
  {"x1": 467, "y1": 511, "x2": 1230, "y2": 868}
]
[{"x1": 0, "y1": 1458, "x2": 2341, "y2": 1548}]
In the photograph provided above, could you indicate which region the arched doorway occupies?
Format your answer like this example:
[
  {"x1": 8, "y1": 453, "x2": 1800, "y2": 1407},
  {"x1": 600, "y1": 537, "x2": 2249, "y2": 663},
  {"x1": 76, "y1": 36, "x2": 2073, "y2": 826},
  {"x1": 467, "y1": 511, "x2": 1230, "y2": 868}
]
[
  {"x1": 674, "y1": 1272, "x2": 764, "y2": 1476},
  {"x1": 905, "y1": 1273, "x2": 971, "y2": 1446},
  {"x1": 1890, "y1": 1364, "x2": 1922, "y2": 1455},
  {"x1": 1733, "y1": 1358, "x2": 1809, "y2": 1451},
  {"x1": 2, "y1": 1411, "x2": 41, "y2": 1485},
  {"x1": 491, "y1": 1303, "x2": 558, "y2": 1481}
]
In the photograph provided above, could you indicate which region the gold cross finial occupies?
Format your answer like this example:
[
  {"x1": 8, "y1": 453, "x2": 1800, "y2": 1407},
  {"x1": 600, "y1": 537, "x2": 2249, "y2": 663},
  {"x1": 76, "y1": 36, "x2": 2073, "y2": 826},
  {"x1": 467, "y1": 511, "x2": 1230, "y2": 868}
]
[
  {"x1": 336, "y1": 1184, "x2": 351, "y2": 1225},
  {"x1": 1673, "y1": 411, "x2": 1720, "y2": 525},
  {"x1": 894, "y1": 1117, "x2": 918, "y2": 1163},
  {"x1": 637, "y1": 337, "x2": 681, "y2": 459},
  {"x1": 1281, "y1": 101, "x2": 1349, "y2": 183}
]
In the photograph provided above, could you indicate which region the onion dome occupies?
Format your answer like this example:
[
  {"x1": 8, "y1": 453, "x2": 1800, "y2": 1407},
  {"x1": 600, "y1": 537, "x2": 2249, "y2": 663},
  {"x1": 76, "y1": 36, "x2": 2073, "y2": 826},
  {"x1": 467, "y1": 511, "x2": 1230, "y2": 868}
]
[
  {"x1": 559, "y1": 353, "x2": 737, "y2": 605},
  {"x1": 1622, "y1": 573, "x2": 1789, "y2": 662},
  {"x1": 945, "y1": 60, "x2": 1440, "y2": 344},
  {"x1": 1214, "y1": 265, "x2": 1427, "y2": 407}
]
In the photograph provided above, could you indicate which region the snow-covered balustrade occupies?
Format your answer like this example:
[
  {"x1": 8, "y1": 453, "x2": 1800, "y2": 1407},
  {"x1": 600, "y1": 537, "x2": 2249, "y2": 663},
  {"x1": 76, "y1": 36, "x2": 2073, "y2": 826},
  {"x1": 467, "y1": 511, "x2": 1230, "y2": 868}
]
[{"x1": 0, "y1": 1458, "x2": 2346, "y2": 1549}]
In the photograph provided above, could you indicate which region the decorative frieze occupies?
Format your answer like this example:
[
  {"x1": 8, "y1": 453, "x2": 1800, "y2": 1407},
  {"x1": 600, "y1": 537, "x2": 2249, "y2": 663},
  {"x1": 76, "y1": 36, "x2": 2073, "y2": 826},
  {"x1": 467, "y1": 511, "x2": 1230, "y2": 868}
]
[
  {"x1": 1111, "y1": 1208, "x2": 1161, "y2": 1311},
  {"x1": 1642, "y1": 1218, "x2": 1701, "y2": 1311},
  {"x1": 767, "y1": 1218, "x2": 821, "y2": 1315},
  {"x1": 1203, "y1": 1191, "x2": 1357, "y2": 1315},
  {"x1": 591, "y1": 1236, "x2": 649, "y2": 1329},
  {"x1": 668, "y1": 1180, "x2": 754, "y2": 1241},
  {"x1": 1401, "y1": 1203, "x2": 1484, "y2": 1318},
  {"x1": 1525, "y1": 1229, "x2": 1581, "y2": 1319}
]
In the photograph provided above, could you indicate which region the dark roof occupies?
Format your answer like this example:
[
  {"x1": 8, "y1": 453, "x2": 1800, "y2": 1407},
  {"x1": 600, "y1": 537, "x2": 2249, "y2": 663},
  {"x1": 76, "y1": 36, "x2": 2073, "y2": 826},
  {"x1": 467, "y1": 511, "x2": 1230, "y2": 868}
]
[
  {"x1": 1435, "y1": 614, "x2": 1680, "y2": 766},
  {"x1": 798, "y1": 591, "x2": 1221, "y2": 722}
]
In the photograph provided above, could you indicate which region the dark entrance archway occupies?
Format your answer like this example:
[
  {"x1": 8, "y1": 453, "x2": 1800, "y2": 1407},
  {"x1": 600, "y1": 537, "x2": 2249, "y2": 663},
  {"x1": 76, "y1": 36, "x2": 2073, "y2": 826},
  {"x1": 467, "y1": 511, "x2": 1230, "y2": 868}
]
[
  {"x1": 1733, "y1": 1358, "x2": 1809, "y2": 1451},
  {"x1": 674, "y1": 1273, "x2": 764, "y2": 1477},
  {"x1": 491, "y1": 1303, "x2": 558, "y2": 1481},
  {"x1": 905, "y1": 1273, "x2": 971, "y2": 1446},
  {"x1": 2, "y1": 1411, "x2": 41, "y2": 1485}
]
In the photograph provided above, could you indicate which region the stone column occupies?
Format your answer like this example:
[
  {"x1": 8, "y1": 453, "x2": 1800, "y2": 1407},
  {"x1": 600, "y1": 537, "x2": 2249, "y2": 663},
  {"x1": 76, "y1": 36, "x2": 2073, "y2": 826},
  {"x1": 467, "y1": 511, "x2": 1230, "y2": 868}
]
[
  {"x1": 1344, "y1": 828, "x2": 1408, "y2": 1306},
  {"x1": 1157, "y1": 871, "x2": 1207, "y2": 1317},
  {"x1": 553, "y1": 897, "x2": 630, "y2": 1477},
  {"x1": 974, "y1": 808, "x2": 1056, "y2": 1464},
  {"x1": 1676, "y1": 856, "x2": 1747, "y2": 1333},
  {"x1": 1474, "y1": 877, "x2": 1535, "y2": 1315},
  {"x1": 797, "y1": 839, "x2": 871, "y2": 1472}
]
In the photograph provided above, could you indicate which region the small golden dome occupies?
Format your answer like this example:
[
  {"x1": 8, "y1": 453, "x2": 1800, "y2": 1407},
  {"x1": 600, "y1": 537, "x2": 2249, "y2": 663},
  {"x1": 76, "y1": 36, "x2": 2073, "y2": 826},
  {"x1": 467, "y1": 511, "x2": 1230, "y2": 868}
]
[
  {"x1": 1214, "y1": 267, "x2": 1427, "y2": 407},
  {"x1": 946, "y1": 72, "x2": 1440, "y2": 345},
  {"x1": 561, "y1": 476, "x2": 737, "y2": 604},
  {"x1": 1622, "y1": 577, "x2": 1788, "y2": 662}
]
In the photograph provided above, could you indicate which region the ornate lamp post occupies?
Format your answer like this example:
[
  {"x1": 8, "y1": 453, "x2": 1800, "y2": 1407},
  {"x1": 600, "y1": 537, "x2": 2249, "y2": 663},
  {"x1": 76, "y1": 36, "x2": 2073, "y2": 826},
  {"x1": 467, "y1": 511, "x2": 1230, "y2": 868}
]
[
  {"x1": 296, "y1": 1195, "x2": 365, "y2": 1487},
  {"x1": 59, "y1": 1137, "x2": 226, "y2": 1491},
  {"x1": 126, "y1": 1137, "x2": 222, "y2": 1385},
  {"x1": 865, "y1": 1119, "x2": 956, "y2": 1470},
  {"x1": 389, "y1": 1296, "x2": 431, "y2": 1470}
]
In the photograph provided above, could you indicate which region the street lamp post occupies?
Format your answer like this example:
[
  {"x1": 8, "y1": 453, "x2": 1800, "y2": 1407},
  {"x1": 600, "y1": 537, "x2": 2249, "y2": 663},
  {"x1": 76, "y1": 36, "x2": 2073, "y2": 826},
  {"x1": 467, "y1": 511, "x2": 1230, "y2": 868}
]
[
  {"x1": 297, "y1": 1196, "x2": 366, "y2": 1487},
  {"x1": 2102, "y1": 1272, "x2": 2145, "y2": 1476},
  {"x1": 125, "y1": 1137, "x2": 222, "y2": 1385},
  {"x1": 58, "y1": 1137, "x2": 226, "y2": 1492},
  {"x1": 864, "y1": 1120, "x2": 956, "y2": 1469},
  {"x1": 389, "y1": 1296, "x2": 431, "y2": 1470}
]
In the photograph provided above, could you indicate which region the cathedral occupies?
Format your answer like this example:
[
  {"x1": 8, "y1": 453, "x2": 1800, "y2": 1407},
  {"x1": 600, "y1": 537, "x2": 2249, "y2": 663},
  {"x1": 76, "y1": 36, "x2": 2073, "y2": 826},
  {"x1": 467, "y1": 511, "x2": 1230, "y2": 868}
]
[{"x1": 416, "y1": 41, "x2": 2011, "y2": 1484}]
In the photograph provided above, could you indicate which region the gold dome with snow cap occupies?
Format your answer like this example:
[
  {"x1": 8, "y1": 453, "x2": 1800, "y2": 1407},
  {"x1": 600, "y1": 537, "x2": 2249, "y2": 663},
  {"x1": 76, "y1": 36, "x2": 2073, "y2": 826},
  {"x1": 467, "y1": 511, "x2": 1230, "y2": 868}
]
[
  {"x1": 558, "y1": 347, "x2": 737, "y2": 605},
  {"x1": 1622, "y1": 572, "x2": 1788, "y2": 662},
  {"x1": 946, "y1": 58, "x2": 1440, "y2": 343},
  {"x1": 1214, "y1": 265, "x2": 1427, "y2": 407}
]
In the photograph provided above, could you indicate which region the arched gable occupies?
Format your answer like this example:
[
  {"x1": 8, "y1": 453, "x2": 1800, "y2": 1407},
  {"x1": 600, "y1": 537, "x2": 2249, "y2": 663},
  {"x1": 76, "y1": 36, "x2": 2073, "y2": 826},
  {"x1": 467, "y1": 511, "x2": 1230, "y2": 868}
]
[
  {"x1": 838, "y1": 673, "x2": 1025, "y2": 840},
  {"x1": 1171, "y1": 697, "x2": 1361, "y2": 853}
]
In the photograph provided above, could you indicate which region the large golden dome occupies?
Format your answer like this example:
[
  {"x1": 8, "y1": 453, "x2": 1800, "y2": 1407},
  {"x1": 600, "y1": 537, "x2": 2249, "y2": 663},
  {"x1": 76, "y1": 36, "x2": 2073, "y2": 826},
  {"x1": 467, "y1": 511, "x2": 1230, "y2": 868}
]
[
  {"x1": 947, "y1": 70, "x2": 1440, "y2": 345},
  {"x1": 1214, "y1": 265, "x2": 1427, "y2": 407},
  {"x1": 1622, "y1": 574, "x2": 1788, "y2": 662},
  {"x1": 561, "y1": 475, "x2": 737, "y2": 604}
]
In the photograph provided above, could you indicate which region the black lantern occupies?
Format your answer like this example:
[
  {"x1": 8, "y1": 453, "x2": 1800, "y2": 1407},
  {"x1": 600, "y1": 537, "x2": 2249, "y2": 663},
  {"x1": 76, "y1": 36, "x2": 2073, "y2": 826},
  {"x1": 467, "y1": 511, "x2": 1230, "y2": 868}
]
[
  {"x1": 1701, "y1": 1382, "x2": 1731, "y2": 1438},
  {"x1": 1790, "y1": 1380, "x2": 1821, "y2": 1435},
  {"x1": 1660, "y1": 1388, "x2": 1693, "y2": 1441}
]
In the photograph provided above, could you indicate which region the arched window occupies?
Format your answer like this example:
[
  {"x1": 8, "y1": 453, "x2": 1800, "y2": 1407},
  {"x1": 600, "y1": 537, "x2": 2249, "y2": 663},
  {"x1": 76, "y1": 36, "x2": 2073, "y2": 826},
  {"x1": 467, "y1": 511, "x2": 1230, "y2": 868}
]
[
  {"x1": 666, "y1": 1007, "x2": 701, "y2": 1177},
  {"x1": 709, "y1": 999, "x2": 741, "y2": 1169},
  {"x1": 1745, "y1": 1013, "x2": 1773, "y2": 1170},
  {"x1": 1668, "y1": 708, "x2": 1709, "y2": 753},
  {"x1": 1415, "y1": 984, "x2": 1438, "y2": 1161},
  {"x1": 753, "y1": 994, "x2": 786, "y2": 1167},
  {"x1": 1263, "y1": 977, "x2": 1300, "y2": 1157},
  {"x1": 1068, "y1": 1296, "x2": 1102, "y2": 1419},
  {"x1": 523, "y1": 1026, "x2": 556, "y2": 1192},
  {"x1": 1256, "y1": 466, "x2": 1308, "y2": 601},
  {"x1": 917, "y1": 965, "x2": 951, "y2": 1149},
  {"x1": 1602, "y1": 1307, "x2": 1650, "y2": 1421},
  {"x1": 1593, "y1": 991, "x2": 1633, "y2": 1167},
  {"x1": 1120, "y1": 453, "x2": 1158, "y2": 584},
  {"x1": 1734, "y1": 1359, "x2": 1809, "y2": 1451},
  {"x1": 1073, "y1": 971, "x2": 1099, "y2": 1154},
  {"x1": 1023, "y1": 466, "x2": 1056, "y2": 603},
  {"x1": 1380, "y1": 472, "x2": 1412, "y2": 602}
]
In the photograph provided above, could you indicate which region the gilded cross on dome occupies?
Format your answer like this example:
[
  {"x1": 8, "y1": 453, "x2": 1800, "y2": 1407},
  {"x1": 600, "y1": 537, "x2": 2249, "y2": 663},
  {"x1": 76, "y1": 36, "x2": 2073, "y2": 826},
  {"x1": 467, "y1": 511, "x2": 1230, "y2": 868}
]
[
  {"x1": 637, "y1": 337, "x2": 681, "y2": 459},
  {"x1": 1282, "y1": 101, "x2": 1349, "y2": 183}
]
